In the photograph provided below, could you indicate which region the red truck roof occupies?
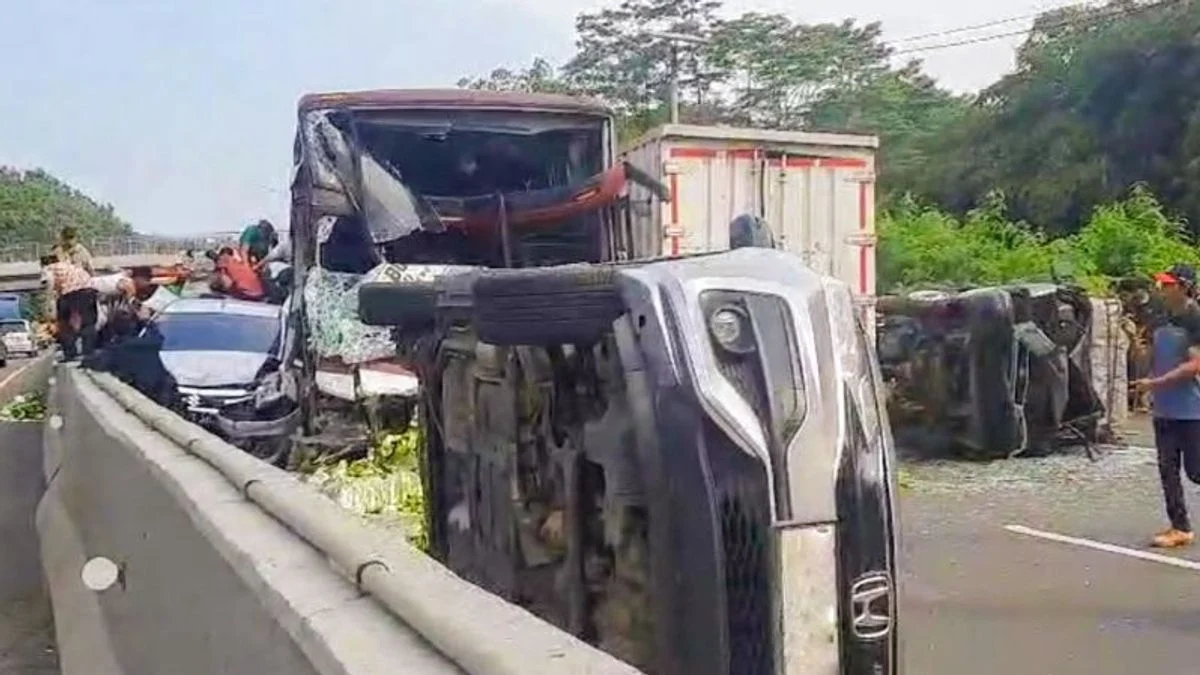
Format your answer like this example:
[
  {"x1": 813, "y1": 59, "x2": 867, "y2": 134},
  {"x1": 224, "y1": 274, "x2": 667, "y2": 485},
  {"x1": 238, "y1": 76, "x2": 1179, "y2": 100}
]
[{"x1": 297, "y1": 88, "x2": 612, "y2": 117}]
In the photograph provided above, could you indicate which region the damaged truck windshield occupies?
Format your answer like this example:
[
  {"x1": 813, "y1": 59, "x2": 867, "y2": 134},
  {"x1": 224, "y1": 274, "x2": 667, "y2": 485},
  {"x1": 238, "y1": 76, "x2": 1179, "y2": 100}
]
[
  {"x1": 290, "y1": 90, "x2": 664, "y2": 403},
  {"x1": 291, "y1": 90, "x2": 654, "y2": 272}
]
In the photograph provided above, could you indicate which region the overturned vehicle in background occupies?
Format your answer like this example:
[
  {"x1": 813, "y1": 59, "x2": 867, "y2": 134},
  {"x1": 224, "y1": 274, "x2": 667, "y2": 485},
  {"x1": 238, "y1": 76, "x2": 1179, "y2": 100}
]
[
  {"x1": 877, "y1": 283, "x2": 1106, "y2": 459},
  {"x1": 287, "y1": 89, "x2": 900, "y2": 675}
]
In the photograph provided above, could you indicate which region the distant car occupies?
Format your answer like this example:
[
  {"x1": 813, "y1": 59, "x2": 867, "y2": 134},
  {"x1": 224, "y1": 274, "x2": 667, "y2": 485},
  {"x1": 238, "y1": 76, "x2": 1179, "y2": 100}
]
[
  {"x1": 0, "y1": 320, "x2": 37, "y2": 358},
  {"x1": 149, "y1": 296, "x2": 298, "y2": 465},
  {"x1": 0, "y1": 294, "x2": 22, "y2": 322}
]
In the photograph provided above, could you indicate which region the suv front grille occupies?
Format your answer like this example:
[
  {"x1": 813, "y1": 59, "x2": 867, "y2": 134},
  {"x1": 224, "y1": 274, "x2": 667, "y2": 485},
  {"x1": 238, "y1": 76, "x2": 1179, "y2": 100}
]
[{"x1": 709, "y1": 437, "x2": 775, "y2": 675}]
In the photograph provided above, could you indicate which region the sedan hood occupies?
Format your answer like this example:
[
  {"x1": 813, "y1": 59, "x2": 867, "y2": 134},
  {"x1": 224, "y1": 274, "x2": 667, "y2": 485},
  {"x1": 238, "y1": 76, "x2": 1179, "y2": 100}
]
[{"x1": 159, "y1": 350, "x2": 269, "y2": 388}]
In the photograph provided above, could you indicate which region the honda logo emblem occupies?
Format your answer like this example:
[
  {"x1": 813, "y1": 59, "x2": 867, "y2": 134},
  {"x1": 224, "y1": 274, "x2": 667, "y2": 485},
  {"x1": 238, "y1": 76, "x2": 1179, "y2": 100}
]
[
  {"x1": 185, "y1": 394, "x2": 201, "y2": 409},
  {"x1": 849, "y1": 573, "x2": 892, "y2": 640}
]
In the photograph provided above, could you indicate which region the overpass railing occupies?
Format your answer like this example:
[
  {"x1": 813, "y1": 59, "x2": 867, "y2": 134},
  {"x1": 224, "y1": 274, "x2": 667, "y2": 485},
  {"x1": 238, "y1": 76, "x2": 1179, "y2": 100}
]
[{"x1": 0, "y1": 235, "x2": 240, "y2": 263}]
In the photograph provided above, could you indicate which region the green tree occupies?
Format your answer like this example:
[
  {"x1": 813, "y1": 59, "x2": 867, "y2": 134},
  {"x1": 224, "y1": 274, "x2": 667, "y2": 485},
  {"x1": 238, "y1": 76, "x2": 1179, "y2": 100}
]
[
  {"x1": 0, "y1": 167, "x2": 132, "y2": 245},
  {"x1": 878, "y1": 185, "x2": 1200, "y2": 295},
  {"x1": 563, "y1": 0, "x2": 726, "y2": 115},
  {"x1": 458, "y1": 1, "x2": 959, "y2": 158},
  {"x1": 455, "y1": 57, "x2": 573, "y2": 94},
  {"x1": 807, "y1": 62, "x2": 969, "y2": 194},
  {"x1": 916, "y1": 0, "x2": 1200, "y2": 233},
  {"x1": 708, "y1": 16, "x2": 892, "y2": 128}
]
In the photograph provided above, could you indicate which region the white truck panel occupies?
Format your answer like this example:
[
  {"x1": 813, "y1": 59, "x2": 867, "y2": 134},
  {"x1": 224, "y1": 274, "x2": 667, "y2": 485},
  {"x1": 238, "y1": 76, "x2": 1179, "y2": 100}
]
[{"x1": 622, "y1": 124, "x2": 879, "y2": 307}]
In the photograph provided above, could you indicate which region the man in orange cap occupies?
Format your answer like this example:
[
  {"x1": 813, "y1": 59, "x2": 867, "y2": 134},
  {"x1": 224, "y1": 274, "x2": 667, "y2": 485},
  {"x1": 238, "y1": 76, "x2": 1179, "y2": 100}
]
[{"x1": 1134, "y1": 264, "x2": 1200, "y2": 547}]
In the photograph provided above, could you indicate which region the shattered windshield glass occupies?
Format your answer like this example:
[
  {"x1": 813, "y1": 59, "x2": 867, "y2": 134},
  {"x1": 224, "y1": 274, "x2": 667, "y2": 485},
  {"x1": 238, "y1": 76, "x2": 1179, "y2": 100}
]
[{"x1": 304, "y1": 112, "x2": 444, "y2": 245}]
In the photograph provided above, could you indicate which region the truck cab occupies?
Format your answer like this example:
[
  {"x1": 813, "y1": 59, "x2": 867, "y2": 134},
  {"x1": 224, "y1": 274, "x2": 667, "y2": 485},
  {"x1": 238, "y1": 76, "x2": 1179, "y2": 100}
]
[{"x1": 287, "y1": 89, "x2": 637, "y2": 410}]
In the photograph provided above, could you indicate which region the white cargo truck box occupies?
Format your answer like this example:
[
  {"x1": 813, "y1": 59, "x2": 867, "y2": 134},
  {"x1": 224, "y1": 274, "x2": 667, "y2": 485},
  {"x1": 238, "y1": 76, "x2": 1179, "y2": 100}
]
[{"x1": 621, "y1": 124, "x2": 879, "y2": 304}]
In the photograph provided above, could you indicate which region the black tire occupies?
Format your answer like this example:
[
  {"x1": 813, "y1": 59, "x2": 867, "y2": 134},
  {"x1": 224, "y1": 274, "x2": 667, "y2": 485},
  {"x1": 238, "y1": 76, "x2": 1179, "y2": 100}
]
[
  {"x1": 472, "y1": 265, "x2": 624, "y2": 346},
  {"x1": 248, "y1": 437, "x2": 292, "y2": 468},
  {"x1": 358, "y1": 280, "x2": 438, "y2": 328}
]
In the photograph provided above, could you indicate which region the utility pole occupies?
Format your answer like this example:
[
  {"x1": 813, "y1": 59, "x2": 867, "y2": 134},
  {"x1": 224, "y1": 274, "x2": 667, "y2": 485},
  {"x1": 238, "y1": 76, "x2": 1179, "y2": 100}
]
[{"x1": 645, "y1": 31, "x2": 707, "y2": 124}]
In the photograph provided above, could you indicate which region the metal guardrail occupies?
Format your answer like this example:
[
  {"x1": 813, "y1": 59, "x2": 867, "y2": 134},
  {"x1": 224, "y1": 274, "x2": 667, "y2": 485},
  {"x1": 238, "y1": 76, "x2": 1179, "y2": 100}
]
[{"x1": 0, "y1": 235, "x2": 241, "y2": 263}]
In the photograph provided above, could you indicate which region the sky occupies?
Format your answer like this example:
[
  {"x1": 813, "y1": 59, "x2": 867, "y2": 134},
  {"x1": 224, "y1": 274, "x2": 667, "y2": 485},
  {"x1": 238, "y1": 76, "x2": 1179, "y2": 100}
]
[{"x1": 0, "y1": 0, "x2": 1063, "y2": 236}]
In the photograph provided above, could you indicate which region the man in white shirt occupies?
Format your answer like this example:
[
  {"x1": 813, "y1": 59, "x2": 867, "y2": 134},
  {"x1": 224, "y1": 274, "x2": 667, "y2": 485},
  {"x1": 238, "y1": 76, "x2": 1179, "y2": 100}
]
[
  {"x1": 91, "y1": 266, "x2": 154, "y2": 302},
  {"x1": 93, "y1": 267, "x2": 156, "y2": 345}
]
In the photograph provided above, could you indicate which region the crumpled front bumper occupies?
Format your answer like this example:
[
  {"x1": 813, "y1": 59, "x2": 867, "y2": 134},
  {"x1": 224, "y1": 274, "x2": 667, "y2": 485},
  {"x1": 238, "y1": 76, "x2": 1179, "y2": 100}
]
[{"x1": 214, "y1": 407, "x2": 302, "y2": 440}]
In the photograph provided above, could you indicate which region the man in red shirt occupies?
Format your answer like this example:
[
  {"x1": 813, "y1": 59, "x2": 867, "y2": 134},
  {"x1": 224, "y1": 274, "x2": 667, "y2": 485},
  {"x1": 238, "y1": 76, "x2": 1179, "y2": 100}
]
[{"x1": 210, "y1": 247, "x2": 266, "y2": 301}]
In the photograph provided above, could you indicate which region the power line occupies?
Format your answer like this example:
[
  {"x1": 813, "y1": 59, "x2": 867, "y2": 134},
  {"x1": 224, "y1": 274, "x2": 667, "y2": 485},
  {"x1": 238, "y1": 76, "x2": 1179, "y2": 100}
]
[
  {"x1": 889, "y1": 1, "x2": 1093, "y2": 45},
  {"x1": 890, "y1": 0, "x2": 1182, "y2": 56}
]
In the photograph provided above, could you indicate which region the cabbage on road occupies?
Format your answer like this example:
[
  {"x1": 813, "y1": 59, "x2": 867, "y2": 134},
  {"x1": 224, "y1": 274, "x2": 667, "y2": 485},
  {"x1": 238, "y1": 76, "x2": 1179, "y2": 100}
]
[
  {"x1": 0, "y1": 392, "x2": 45, "y2": 422},
  {"x1": 302, "y1": 423, "x2": 428, "y2": 550}
]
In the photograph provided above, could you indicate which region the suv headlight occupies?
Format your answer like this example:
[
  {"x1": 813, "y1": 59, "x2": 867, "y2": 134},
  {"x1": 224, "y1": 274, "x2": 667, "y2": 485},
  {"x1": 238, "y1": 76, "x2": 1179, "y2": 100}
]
[
  {"x1": 707, "y1": 304, "x2": 756, "y2": 354},
  {"x1": 690, "y1": 289, "x2": 807, "y2": 519}
]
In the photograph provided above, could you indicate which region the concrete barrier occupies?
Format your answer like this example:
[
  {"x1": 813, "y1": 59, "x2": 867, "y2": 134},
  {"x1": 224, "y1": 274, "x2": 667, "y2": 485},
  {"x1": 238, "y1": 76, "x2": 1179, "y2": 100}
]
[{"x1": 39, "y1": 365, "x2": 643, "y2": 675}]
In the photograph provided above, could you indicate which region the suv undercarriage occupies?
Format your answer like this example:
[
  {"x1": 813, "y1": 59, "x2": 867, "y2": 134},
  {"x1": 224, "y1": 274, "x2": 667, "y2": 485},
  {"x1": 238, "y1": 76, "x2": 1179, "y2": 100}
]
[{"x1": 360, "y1": 249, "x2": 900, "y2": 675}]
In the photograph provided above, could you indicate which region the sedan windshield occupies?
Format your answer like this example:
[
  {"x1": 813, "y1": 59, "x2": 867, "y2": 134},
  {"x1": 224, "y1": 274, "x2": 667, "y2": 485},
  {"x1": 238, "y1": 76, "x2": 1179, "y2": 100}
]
[
  {"x1": 0, "y1": 322, "x2": 27, "y2": 335},
  {"x1": 155, "y1": 312, "x2": 279, "y2": 354}
]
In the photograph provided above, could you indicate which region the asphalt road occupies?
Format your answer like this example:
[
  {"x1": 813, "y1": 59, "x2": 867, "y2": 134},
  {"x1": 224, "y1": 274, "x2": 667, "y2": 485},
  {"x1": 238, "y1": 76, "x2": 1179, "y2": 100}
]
[
  {"x1": 902, "y1": 443, "x2": 1200, "y2": 675},
  {"x1": 1, "y1": 350, "x2": 1193, "y2": 675},
  {"x1": 0, "y1": 356, "x2": 59, "y2": 675}
]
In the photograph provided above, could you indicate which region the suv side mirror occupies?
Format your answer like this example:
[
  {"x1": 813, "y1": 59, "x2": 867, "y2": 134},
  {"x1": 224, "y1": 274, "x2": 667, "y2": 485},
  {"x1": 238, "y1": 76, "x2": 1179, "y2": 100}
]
[{"x1": 729, "y1": 214, "x2": 776, "y2": 249}]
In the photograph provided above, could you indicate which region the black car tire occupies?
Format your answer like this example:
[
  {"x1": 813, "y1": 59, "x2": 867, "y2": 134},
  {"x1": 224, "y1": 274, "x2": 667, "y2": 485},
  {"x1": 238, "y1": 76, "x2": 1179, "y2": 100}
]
[
  {"x1": 472, "y1": 265, "x2": 624, "y2": 346},
  {"x1": 358, "y1": 280, "x2": 437, "y2": 328},
  {"x1": 249, "y1": 437, "x2": 292, "y2": 468}
]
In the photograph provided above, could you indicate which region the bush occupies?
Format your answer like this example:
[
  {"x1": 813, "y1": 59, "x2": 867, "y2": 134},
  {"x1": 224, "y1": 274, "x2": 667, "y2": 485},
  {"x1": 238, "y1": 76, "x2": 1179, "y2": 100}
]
[{"x1": 878, "y1": 186, "x2": 1200, "y2": 295}]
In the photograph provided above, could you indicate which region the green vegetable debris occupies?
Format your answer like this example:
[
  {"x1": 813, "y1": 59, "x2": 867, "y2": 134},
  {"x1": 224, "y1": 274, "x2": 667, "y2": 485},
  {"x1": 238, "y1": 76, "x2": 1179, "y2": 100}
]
[
  {"x1": 0, "y1": 392, "x2": 46, "y2": 422},
  {"x1": 304, "y1": 422, "x2": 428, "y2": 551}
]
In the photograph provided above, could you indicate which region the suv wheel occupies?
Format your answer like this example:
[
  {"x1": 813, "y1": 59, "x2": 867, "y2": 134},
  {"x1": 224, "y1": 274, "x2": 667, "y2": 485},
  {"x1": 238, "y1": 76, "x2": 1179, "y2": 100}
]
[{"x1": 472, "y1": 266, "x2": 625, "y2": 346}]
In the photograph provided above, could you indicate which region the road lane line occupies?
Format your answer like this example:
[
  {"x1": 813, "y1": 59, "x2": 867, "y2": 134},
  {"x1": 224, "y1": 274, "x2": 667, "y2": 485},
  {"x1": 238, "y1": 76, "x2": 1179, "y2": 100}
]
[
  {"x1": 0, "y1": 360, "x2": 34, "y2": 392},
  {"x1": 1005, "y1": 524, "x2": 1200, "y2": 572}
]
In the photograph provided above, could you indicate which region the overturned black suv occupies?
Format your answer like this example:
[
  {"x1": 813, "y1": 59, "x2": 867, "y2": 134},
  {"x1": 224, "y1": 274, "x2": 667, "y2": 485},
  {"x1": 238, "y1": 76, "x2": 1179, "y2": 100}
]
[{"x1": 291, "y1": 89, "x2": 899, "y2": 675}]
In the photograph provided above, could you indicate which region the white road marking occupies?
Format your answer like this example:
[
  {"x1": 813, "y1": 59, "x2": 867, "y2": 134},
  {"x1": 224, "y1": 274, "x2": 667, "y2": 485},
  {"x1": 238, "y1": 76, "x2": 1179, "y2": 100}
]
[
  {"x1": 0, "y1": 360, "x2": 33, "y2": 392},
  {"x1": 1098, "y1": 443, "x2": 1155, "y2": 454},
  {"x1": 1005, "y1": 524, "x2": 1200, "y2": 572}
]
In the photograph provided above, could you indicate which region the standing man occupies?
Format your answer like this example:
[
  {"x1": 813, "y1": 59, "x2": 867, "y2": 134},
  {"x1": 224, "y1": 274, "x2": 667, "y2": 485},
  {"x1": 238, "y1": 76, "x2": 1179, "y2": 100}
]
[
  {"x1": 1134, "y1": 264, "x2": 1200, "y2": 548},
  {"x1": 45, "y1": 253, "x2": 98, "y2": 360},
  {"x1": 53, "y1": 226, "x2": 94, "y2": 274}
]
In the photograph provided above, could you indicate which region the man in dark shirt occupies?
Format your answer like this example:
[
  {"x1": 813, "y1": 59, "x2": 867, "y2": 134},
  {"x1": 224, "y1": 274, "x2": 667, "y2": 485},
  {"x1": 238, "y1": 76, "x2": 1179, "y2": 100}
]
[{"x1": 1133, "y1": 264, "x2": 1200, "y2": 547}]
